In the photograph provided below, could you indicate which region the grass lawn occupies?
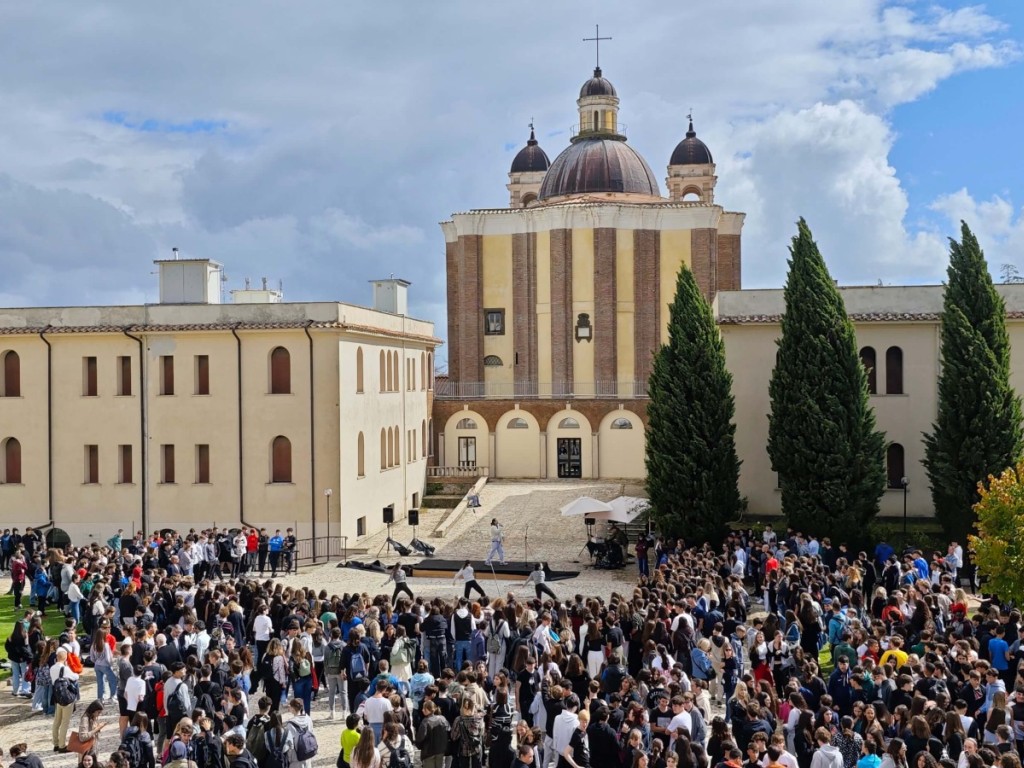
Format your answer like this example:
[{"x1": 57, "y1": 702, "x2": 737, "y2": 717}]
[{"x1": 0, "y1": 593, "x2": 67, "y2": 681}]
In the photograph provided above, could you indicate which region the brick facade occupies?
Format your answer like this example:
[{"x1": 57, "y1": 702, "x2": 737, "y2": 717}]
[
  {"x1": 550, "y1": 229, "x2": 574, "y2": 390},
  {"x1": 593, "y1": 227, "x2": 617, "y2": 391},
  {"x1": 691, "y1": 228, "x2": 718, "y2": 301},
  {"x1": 633, "y1": 229, "x2": 660, "y2": 384},
  {"x1": 718, "y1": 234, "x2": 741, "y2": 292}
]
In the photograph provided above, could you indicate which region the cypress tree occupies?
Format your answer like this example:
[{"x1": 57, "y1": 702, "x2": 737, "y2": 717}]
[
  {"x1": 923, "y1": 221, "x2": 1022, "y2": 542},
  {"x1": 767, "y1": 218, "x2": 886, "y2": 544},
  {"x1": 645, "y1": 264, "x2": 741, "y2": 544}
]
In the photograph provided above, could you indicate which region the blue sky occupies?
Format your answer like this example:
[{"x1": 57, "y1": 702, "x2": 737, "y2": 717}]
[{"x1": 0, "y1": 1, "x2": 1022, "y2": 364}]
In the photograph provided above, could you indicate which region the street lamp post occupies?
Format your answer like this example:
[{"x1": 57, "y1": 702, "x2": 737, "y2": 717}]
[
  {"x1": 324, "y1": 489, "x2": 333, "y2": 560},
  {"x1": 901, "y1": 477, "x2": 909, "y2": 534}
]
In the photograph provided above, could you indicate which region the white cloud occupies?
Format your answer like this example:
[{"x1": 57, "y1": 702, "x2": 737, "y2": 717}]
[
  {"x1": 0, "y1": 0, "x2": 1018, "y2": 328},
  {"x1": 930, "y1": 189, "x2": 1024, "y2": 273}
]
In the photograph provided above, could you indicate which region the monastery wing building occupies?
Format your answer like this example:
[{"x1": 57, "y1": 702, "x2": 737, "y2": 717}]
[{"x1": 435, "y1": 66, "x2": 744, "y2": 481}]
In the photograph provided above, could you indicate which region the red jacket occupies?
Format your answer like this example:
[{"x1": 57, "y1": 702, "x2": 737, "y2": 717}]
[
  {"x1": 247, "y1": 533, "x2": 259, "y2": 553},
  {"x1": 10, "y1": 558, "x2": 26, "y2": 584}
]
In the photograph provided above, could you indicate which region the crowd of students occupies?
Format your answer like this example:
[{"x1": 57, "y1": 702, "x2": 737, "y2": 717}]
[{"x1": 0, "y1": 525, "x2": 1022, "y2": 768}]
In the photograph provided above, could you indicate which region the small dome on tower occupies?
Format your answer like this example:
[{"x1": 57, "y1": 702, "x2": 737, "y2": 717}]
[
  {"x1": 510, "y1": 128, "x2": 550, "y2": 174},
  {"x1": 579, "y1": 67, "x2": 618, "y2": 98},
  {"x1": 670, "y1": 119, "x2": 713, "y2": 165}
]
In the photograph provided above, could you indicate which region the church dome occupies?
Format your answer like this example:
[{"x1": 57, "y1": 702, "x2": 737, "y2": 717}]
[
  {"x1": 579, "y1": 67, "x2": 617, "y2": 98},
  {"x1": 670, "y1": 120, "x2": 713, "y2": 166},
  {"x1": 510, "y1": 128, "x2": 550, "y2": 173},
  {"x1": 538, "y1": 137, "x2": 660, "y2": 200}
]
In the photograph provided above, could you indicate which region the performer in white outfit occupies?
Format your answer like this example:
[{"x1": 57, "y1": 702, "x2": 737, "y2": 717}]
[{"x1": 485, "y1": 519, "x2": 506, "y2": 565}]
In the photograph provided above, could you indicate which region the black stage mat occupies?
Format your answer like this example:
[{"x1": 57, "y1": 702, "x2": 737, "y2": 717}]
[{"x1": 339, "y1": 559, "x2": 578, "y2": 581}]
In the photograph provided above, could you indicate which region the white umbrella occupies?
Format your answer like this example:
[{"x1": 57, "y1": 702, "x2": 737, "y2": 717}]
[
  {"x1": 603, "y1": 496, "x2": 650, "y2": 524},
  {"x1": 559, "y1": 496, "x2": 613, "y2": 517}
]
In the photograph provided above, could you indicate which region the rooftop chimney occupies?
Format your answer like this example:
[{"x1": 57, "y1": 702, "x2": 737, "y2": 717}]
[{"x1": 370, "y1": 277, "x2": 411, "y2": 315}]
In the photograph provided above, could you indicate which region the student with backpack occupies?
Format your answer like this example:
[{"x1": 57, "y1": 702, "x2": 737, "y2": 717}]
[
  {"x1": 118, "y1": 712, "x2": 155, "y2": 768},
  {"x1": 261, "y1": 638, "x2": 288, "y2": 713},
  {"x1": 289, "y1": 642, "x2": 315, "y2": 715},
  {"x1": 244, "y1": 695, "x2": 273, "y2": 765},
  {"x1": 450, "y1": 696, "x2": 486, "y2": 768},
  {"x1": 286, "y1": 697, "x2": 318, "y2": 768},
  {"x1": 377, "y1": 721, "x2": 414, "y2": 768},
  {"x1": 341, "y1": 633, "x2": 372, "y2": 713},
  {"x1": 264, "y1": 711, "x2": 294, "y2": 768},
  {"x1": 324, "y1": 627, "x2": 348, "y2": 719},
  {"x1": 50, "y1": 647, "x2": 81, "y2": 752}
]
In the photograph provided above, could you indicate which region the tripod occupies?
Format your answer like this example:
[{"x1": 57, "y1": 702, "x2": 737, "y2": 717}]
[
  {"x1": 523, "y1": 525, "x2": 529, "y2": 568},
  {"x1": 376, "y1": 523, "x2": 394, "y2": 557},
  {"x1": 576, "y1": 518, "x2": 596, "y2": 560}
]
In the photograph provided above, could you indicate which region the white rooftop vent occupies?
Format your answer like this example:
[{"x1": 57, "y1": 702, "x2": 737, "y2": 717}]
[
  {"x1": 370, "y1": 277, "x2": 411, "y2": 315},
  {"x1": 231, "y1": 277, "x2": 284, "y2": 304},
  {"x1": 154, "y1": 249, "x2": 223, "y2": 304}
]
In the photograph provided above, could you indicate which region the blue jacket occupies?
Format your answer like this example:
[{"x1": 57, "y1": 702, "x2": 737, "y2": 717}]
[
  {"x1": 269, "y1": 536, "x2": 283, "y2": 552},
  {"x1": 690, "y1": 647, "x2": 714, "y2": 680}
]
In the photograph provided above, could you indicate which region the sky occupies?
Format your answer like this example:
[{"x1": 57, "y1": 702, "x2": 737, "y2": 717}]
[{"x1": 1, "y1": 1, "x2": 1023, "y2": 367}]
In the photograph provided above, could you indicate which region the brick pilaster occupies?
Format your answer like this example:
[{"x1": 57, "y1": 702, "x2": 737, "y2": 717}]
[
  {"x1": 445, "y1": 240, "x2": 461, "y2": 381},
  {"x1": 512, "y1": 233, "x2": 539, "y2": 395},
  {"x1": 717, "y1": 234, "x2": 742, "y2": 291},
  {"x1": 459, "y1": 235, "x2": 484, "y2": 385},
  {"x1": 594, "y1": 227, "x2": 617, "y2": 393},
  {"x1": 690, "y1": 228, "x2": 718, "y2": 301},
  {"x1": 633, "y1": 229, "x2": 660, "y2": 386},
  {"x1": 550, "y1": 229, "x2": 574, "y2": 393}
]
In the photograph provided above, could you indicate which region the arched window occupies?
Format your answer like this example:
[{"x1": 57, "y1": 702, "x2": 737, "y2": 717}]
[
  {"x1": 1, "y1": 351, "x2": 20, "y2": 397},
  {"x1": 394, "y1": 424, "x2": 400, "y2": 465},
  {"x1": 886, "y1": 443, "x2": 905, "y2": 489},
  {"x1": 521, "y1": 192, "x2": 538, "y2": 206},
  {"x1": 357, "y1": 432, "x2": 365, "y2": 477},
  {"x1": 886, "y1": 346, "x2": 904, "y2": 395},
  {"x1": 355, "y1": 347, "x2": 364, "y2": 393},
  {"x1": 379, "y1": 350, "x2": 386, "y2": 392},
  {"x1": 610, "y1": 417, "x2": 633, "y2": 429},
  {"x1": 387, "y1": 427, "x2": 394, "y2": 468},
  {"x1": 422, "y1": 419, "x2": 427, "y2": 457},
  {"x1": 1, "y1": 437, "x2": 21, "y2": 484},
  {"x1": 392, "y1": 351, "x2": 399, "y2": 391},
  {"x1": 420, "y1": 352, "x2": 426, "y2": 390},
  {"x1": 380, "y1": 428, "x2": 387, "y2": 469},
  {"x1": 427, "y1": 353, "x2": 433, "y2": 390},
  {"x1": 271, "y1": 436, "x2": 291, "y2": 483},
  {"x1": 427, "y1": 418, "x2": 433, "y2": 456},
  {"x1": 859, "y1": 346, "x2": 877, "y2": 395},
  {"x1": 385, "y1": 351, "x2": 393, "y2": 392},
  {"x1": 456, "y1": 418, "x2": 477, "y2": 430},
  {"x1": 484, "y1": 355, "x2": 503, "y2": 367},
  {"x1": 507, "y1": 417, "x2": 529, "y2": 429},
  {"x1": 558, "y1": 417, "x2": 580, "y2": 429},
  {"x1": 269, "y1": 347, "x2": 291, "y2": 394}
]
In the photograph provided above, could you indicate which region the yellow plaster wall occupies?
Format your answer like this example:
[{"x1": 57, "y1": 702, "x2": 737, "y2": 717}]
[
  {"x1": 494, "y1": 409, "x2": 542, "y2": 477},
  {"x1": 535, "y1": 230, "x2": 552, "y2": 396},
  {"x1": 659, "y1": 230, "x2": 692, "y2": 345},
  {"x1": 482, "y1": 234, "x2": 514, "y2": 390},
  {"x1": 615, "y1": 229, "x2": 635, "y2": 387},
  {"x1": 572, "y1": 228, "x2": 595, "y2": 391}
]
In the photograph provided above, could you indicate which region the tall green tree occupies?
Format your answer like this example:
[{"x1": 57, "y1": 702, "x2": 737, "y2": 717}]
[
  {"x1": 923, "y1": 222, "x2": 1022, "y2": 542},
  {"x1": 767, "y1": 218, "x2": 886, "y2": 544},
  {"x1": 645, "y1": 265, "x2": 741, "y2": 543}
]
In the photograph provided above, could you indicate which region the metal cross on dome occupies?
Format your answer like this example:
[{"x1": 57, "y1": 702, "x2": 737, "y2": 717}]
[{"x1": 583, "y1": 25, "x2": 611, "y2": 69}]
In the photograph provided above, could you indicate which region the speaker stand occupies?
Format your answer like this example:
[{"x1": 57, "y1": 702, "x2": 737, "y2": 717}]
[{"x1": 376, "y1": 523, "x2": 394, "y2": 558}]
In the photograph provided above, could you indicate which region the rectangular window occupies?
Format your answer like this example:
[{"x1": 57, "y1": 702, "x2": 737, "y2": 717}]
[
  {"x1": 195, "y1": 355, "x2": 210, "y2": 395},
  {"x1": 160, "y1": 356, "x2": 174, "y2": 395},
  {"x1": 84, "y1": 445, "x2": 98, "y2": 484},
  {"x1": 484, "y1": 308, "x2": 506, "y2": 335},
  {"x1": 357, "y1": 516, "x2": 366, "y2": 537},
  {"x1": 161, "y1": 444, "x2": 175, "y2": 483},
  {"x1": 83, "y1": 356, "x2": 98, "y2": 396},
  {"x1": 118, "y1": 445, "x2": 132, "y2": 484},
  {"x1": 117, "y1": 356, "x2": 132, "y2": 396},
  {"x1": 195, "y1": 444, "x2": 210, "y2": 484}
]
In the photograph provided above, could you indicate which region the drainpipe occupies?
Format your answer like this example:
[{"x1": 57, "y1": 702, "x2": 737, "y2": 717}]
[
  {"x1": 230, "y1": 325, "x2": 255, "y2": 528},
  {"x1": 303, "y1": 321, "x2": 317, "y2": 561},
  {"x1": 38, "y1": 327, "x2": 53, "y2": 526},
  {"x1": 123, "y1": 329, "x2": 148, "y2": 534}
]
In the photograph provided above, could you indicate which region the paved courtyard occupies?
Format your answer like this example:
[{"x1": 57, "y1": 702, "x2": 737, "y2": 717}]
[{"x1": 0, "y1": 481, "x2": 643, "y2": 762}]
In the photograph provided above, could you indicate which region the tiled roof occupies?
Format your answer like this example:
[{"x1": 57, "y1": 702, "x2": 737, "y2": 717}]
[
  {"x1": 718, "y1": 311, "x2": 1024, "y2": 324},
  {"x1": 0, "y1": 320, "x2": 442, "y2": 345}
]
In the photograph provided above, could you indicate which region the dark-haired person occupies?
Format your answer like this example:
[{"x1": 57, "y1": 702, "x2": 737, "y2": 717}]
[{"x1": 524, "y1": 564, "x2": 557, "y2": 601}]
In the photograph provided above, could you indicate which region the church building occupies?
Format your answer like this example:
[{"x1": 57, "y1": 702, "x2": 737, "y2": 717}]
[{"x1": 435, "y1": 66, "x2": 744, "y2": 480}]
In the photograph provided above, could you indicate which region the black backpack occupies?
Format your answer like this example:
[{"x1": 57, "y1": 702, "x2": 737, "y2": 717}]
[
  {"x1": 52, "y1": 667, "x2": 78, "y2": 707},
  {"x1": 265, "y1": 728, "x2": 290, "y2": 768},
  {"x1": 388, "y1": 744, "x2": 413, "y2": 768},
  {"x1": 117, "y1": 730, "x2": 143, "y2": 768}
]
